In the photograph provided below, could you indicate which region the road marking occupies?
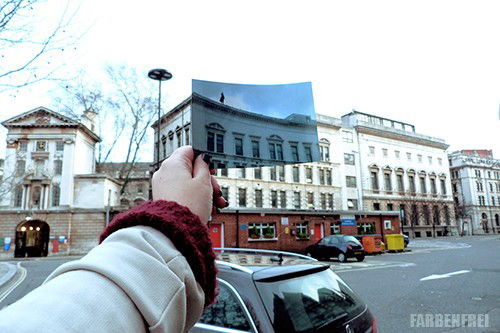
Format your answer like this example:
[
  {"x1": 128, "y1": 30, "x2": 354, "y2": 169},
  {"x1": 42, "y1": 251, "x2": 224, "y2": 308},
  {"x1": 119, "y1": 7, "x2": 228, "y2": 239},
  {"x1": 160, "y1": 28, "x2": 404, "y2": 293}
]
[
  {"x1": 420, "y1": 270, "x2": 471, "y2": 281},
  {"x1": 0, "y1": 263, "x2": 27, "y2": 304},
  {"x1": 333, "y1": 262, "x2": 416, "y2": 273}
]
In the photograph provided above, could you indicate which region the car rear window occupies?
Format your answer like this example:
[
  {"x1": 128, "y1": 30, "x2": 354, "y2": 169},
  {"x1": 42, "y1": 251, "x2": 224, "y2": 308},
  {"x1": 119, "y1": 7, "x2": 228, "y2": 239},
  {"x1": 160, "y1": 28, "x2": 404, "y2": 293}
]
[
  {"x1": 255, "y1": 269, "x2": 365, "y2": 332},
  {"x1": 343, "y1": 235, "x2": 362, "y2": 245}
]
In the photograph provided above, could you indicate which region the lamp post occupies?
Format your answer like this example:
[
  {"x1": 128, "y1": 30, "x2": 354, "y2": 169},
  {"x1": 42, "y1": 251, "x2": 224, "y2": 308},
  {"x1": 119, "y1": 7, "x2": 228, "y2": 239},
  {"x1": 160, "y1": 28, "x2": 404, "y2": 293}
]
[{"x1": 148, "y1": 68, "x2": 172, "y2": 168}]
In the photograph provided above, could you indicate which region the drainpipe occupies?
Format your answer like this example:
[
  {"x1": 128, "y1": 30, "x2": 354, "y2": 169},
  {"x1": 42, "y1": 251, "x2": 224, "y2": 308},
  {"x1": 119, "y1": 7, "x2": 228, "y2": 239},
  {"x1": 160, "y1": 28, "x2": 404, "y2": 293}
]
[
  {"x1": 67, "y1": 212, "x2": 72, "y2": 255},
  {"x1": 235, "y1": 209, "x2": 240, "y2": 248}
]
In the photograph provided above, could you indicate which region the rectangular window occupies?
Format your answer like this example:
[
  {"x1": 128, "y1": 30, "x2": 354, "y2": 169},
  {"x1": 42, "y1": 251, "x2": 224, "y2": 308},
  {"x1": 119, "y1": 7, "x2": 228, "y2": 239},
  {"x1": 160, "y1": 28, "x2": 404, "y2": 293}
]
[
  {"x1": 428, "y1": 156, "x2": 433, "y2": 164},
  {"x1": 176, "y1": 131, "x2": 182, "y2": 148},
  {"x1": 397, "y1": 174, "x2": 404, "y2": 192},
  {"x1": 248, "y1": 222, "x2": 276, "y2": 240},
  {"x1": 395, "y1": 150, "x2": 400, "y2": 159},
  {"x1": 216, "y1": 134, "x2": 224, "y2": 153},
  {"x1": 369, "y1": 146, "x2": 375, "y2": 155},
  {"x1": 307, "y1": 192, "x2": 314, "y2": 209},
  {"x1": 207, "y1": 132, "x2": 215, "y2": 151},
  {"x1": 14, "y1": 185, "x2": 23, "y2": 207},
  {"x1": 320, "y1": 193, "x2": 326, "y2": 209},
  {"x1": 276, "y1": 144, "x2": 283, "y2": 160},
  {"x1": 387, "y1": 203, "x2": 394, "y2": 211},
  {"x1": 423, "y1": 205, "x2": 430, "y2": 225},
  {"x1": 344, "y1": 153, "x2": 355, "y2": 165},
  {"x1": 409, "y1": 175, "x2": 416, "y2": 192},
  {"x1": 238, "y1": 188, "x2": 247, "y2": 207},
  {"x1": 280, "y1": 191, "x2": 287, "y2": 208},
  {"x1": 252, "y1": 140, "x2": 260, "y2": 158},
  {"x1": 54, "y1": 160, "x2": 63, "y2": 175},
  {"x1": 430, "y1": 178, "x2": 437, "y2": 194},
  {"x1": 218, "y1": 163, "x2": 228, "y2": 177},
  {"x1": 295, "y1": 222, "x2": 309, "y2": 238},
  {"x1": 420, "y1": 176, "x2": 427, "y2": 194},
  {"x1": 291, "y1": 144, "x2": 299, "y2": 162},
  {"x1": 270, "y1": 167, "x2": 277, "y2": 181},
  {"x1": 384, "y1": 173, "x2": 392, "y2": 191},
  {"x1": 236, "y1": 165, "x2": 246, "y2": 178},
  {"x1": 418, "y1": 154, "x2": 422, "y2": 163},
  {"x1": 371, "y1": 171, "x2": 379, "y2": 190},
  {"x1": 305, "y1": 167, "x2": 312, "y2": 183},
  {"x1": 52, "y1": 185, "x2": 60, "y2": 207},
  {"x1": 269, "y1": 143, "x2": 276, "y2": 160},
  {"x1": 19, "y1": 141, "x2": 28, "y2": 152},
  {"x1": 254, "y1": 167, "x2": 262, "y2": 180},
  {"x1": 221, "y1": 187, "x2": 229, "y2": 200},
  {"x1": 438, "y1": 158, "x2": 442, "y2": 165},
  {"x1": 277, "y1": 165, "x2": 285, "y2": 181},
  {"x1": 16, "y1": 160, "x2": 26, "y2": 176},
  {"x1": 373, "y1": 203, "x2": 380, "y2": 210},
  {"x1": 326, "y1": 170, "x2": 332, "y2": 185},
  {"x1": 400, "y1": 204, "x2": 407, "y2": 225},
  {"x1": 320, "y1": 145, "x2": 330, "y2": 161},
  {"x1": 346, "y1": 176, "x2": 357, "y2": 188},
  {"x1": 56, "y1": 141, "x2": 64, "y2": 151},
  {"x1": 293, "y1": 192, "x2": 301, "y2": 209},
  {"x1": 271, "y1": 190, "x2": 278, "y2": 208},
  {"x1": 382, "y1": 148, "x2": 388, "y2": 157},
  {"x1": 255, "y1": 189, "x2": 263, "y2": 208},
  {"x1": 235, "y1": 137, "x2": 243, "y2": 156},
  {"x1": 342, "y1": 130, "x2": 353, "y2": 143},
  {"x1": 330, "y1": 222, "x2": 341, "y2": 235},
  {"x1": 292, "y1": 166, "x2": 299, "y2": 182},
  {"x1": 137, "y1": 184, "x2": 144, "y2": 194},
  {"x1": 348, "y1": 199, "x2": 357, "y2": 210},
  {"x1": 304, "y1": 146, "x2": 312, "y2": 162},
  {"x1": 328, "y1": 194, "x2": 334, "y2": 209},
  {"x1": 319, "y1": 169, "x2": 325, "y2": 185},
  {"x1": 407, "y1": 152, "x2": 412, "y2": 161},
  {"x1": 185, "y1": 128, "x2": 190, "y2": 145}
]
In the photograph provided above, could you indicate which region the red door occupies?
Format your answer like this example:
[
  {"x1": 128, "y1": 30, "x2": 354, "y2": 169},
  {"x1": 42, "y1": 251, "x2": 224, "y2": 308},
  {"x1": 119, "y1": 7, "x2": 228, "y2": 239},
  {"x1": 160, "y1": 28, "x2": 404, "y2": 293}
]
[
  {"x1": 209, "y1": 223, "x2": 223, "y2": 249},
  {"x1": 314, "y1": 224, "x2": 323, "y2": 242}
]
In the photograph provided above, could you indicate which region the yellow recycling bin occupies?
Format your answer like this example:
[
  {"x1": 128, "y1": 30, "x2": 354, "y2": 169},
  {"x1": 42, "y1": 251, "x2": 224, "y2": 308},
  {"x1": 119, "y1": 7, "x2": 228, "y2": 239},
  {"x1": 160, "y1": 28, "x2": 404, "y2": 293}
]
[{"x1": 384, "y1": 234, "x2": 405, "y2": 252}]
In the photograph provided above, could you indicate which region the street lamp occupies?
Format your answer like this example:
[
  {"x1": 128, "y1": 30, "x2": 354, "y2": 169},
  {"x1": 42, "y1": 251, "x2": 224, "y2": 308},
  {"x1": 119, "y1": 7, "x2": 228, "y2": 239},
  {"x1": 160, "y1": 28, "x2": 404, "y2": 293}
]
[{"x1": 148, "y1": 68, "x2": 172, "y2": 167}]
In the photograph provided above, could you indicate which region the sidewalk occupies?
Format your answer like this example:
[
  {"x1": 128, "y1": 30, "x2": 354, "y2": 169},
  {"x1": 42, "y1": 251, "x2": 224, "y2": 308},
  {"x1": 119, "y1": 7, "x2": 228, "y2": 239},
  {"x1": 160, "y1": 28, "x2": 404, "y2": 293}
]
[{"x1": 0, "y1": 263, "x2": 17, "y2": 289}]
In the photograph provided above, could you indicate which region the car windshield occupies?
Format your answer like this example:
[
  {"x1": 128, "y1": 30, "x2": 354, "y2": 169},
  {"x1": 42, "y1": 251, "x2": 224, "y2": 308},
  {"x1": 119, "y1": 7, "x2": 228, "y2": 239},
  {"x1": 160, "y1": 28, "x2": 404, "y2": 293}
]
[
  {"x1": 343, "y1": 236, "x2": 361, "y2": 245},
  {"x1": 255, "y1": 269, "x2": 364, "y2": 333}
]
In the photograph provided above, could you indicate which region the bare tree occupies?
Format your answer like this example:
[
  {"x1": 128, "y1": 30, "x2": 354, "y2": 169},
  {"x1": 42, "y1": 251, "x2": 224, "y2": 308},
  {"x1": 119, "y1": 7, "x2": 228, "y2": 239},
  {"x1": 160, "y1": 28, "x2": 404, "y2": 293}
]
[
  {"x1": 0, "y1": 0, "x2": 80, "y2": 91},
  {"x1": 55, "y1": 65, "x2": 157, "y2": 195},
  {"x1": 399, "y1": 196, "x2": 454, "y2": 237}
]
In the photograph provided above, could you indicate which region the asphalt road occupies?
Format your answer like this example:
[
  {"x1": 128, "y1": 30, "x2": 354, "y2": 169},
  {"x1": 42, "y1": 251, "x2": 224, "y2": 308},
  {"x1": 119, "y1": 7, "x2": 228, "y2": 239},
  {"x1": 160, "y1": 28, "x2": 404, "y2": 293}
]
[
  {"x1": 0, "y1": 237, "x2": 499, "y2": 332},
  {"x1": 335, "y1": 237, "x2": 500, "y2": 332}
]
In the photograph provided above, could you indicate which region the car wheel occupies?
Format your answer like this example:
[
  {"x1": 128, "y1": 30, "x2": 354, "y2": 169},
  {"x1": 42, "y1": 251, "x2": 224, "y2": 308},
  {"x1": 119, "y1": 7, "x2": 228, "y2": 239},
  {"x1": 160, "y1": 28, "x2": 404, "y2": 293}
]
[
  {"x1": 356, "y1": 255, "x2": 365, "y2": 262},
  {"x1": 338, "y1": 252, "x2": 347, "y2": 263}
]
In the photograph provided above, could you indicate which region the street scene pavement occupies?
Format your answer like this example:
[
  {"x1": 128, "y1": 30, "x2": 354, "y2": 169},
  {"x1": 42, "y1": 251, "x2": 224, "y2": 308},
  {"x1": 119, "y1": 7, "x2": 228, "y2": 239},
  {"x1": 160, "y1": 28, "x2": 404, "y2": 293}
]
[{"x1": 0, "y1": 236, "x2": 499, "y2": 332}]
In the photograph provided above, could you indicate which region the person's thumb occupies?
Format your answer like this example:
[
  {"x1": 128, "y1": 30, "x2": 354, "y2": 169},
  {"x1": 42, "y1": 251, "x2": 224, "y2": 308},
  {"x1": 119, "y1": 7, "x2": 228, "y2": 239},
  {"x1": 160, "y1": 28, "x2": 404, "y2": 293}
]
[{"x1": 164, "y1": 146, "x2": 194, "y2": 176}]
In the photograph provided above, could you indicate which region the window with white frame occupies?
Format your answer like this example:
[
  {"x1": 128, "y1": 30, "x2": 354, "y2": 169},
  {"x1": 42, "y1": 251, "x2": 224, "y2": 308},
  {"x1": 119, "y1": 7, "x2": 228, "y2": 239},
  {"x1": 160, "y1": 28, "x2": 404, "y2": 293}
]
[
  {"x1": 344, "y1": 153, "x2": 355, "y2": 165},
  {"x1": 382, "y1": 148, "x2": 388, "y2": 157},
  {"x1": 248, "y1": 222, "x2": 276, "y2": 239},
  {"x1": 19, "y1": 141, "x2": 28, "y2": 152},
  {"x1": 320, "y1": 193, "x2": 326, "y2": 209},
  {"x1": 330, "y1": 222, "x2": 340, "y2": 234},
  {"x1": 305, "y1": 167, "x2": 312, "y2": 183},
  {"x1": 395, "y1": 150, "x2": 400, "y2": 159},
  {"x1": 346, "y1": 176, "x2": 357, "y2": 188},
  {"x1": 307, "y1": 192, "x2": 314, "y2": 209},
  {"x1": 342, "y1": 131, "x2": 353, "y2": 143},
  {"x1": 56, "y1": 141, "x2": 64, "y2": 151},
  {"x1": 279, "y1": 191, "x2": 287, "y2": 208},
  {"x1": 293, "y1": 192, "x2": 301, "y2": 209},
  {"x1": 295, "y1": 222, "x2": 309, "y2": 238},
  {"x1": 255, "y1": 189, "x2": 263, "y2": 208},
  {"x1": 369, "y1": 146, "x2": 375, "y2": 156},
  {"x1": 319, "y1": 139, "x2": 330, "y2": 162}
]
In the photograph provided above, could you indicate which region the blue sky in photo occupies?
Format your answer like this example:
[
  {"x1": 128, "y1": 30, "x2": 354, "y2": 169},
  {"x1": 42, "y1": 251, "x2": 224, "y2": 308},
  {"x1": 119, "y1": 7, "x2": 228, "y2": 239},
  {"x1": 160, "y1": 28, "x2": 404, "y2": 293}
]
[{"x1": 192, "y1": 80, "x2": 316, "y2": 120}]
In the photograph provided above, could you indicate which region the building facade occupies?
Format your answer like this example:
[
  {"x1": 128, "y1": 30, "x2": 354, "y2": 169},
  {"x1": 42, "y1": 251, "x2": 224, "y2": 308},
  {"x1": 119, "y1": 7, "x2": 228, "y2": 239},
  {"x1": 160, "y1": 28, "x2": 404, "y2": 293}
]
[
  {"x1": 341, "y1": 111, "x2": 457, "y2": 238},
  {"x1": 449, "y1": 149, "x2": 500, "y2": 235},
  {"x1": 0, "y1": 107, "x2": 123, "y2": 257}
]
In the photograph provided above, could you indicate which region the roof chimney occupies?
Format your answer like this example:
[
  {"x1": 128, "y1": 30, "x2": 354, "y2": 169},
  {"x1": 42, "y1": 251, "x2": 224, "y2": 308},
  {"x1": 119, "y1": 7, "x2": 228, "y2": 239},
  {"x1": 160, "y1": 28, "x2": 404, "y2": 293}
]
[{"x1": 81, "y1": 109, "x2": 97, "y2": 132}]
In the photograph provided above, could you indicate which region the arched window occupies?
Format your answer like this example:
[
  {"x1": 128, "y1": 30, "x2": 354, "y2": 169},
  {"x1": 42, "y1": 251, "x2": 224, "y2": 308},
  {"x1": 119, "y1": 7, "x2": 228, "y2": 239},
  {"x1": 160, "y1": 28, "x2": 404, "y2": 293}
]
[
  {"x1": 395, "y1": 168, "x2": 405, "y2": 192},
  {"x1": 383, "y1": 166, "x2": 392, "y2": 192},
  {"x1": 407, "y1": 169, "x2": 416, "y2": 193},
  {"x1": 120, "y1": 198, "x2": 130, "y2": 207}
]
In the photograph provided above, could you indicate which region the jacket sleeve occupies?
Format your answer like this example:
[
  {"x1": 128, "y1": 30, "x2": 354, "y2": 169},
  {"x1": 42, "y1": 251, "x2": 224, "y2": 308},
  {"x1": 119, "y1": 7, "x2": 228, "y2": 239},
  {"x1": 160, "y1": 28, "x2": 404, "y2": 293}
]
[{"x1": 0, "y1": 201, "x2": 217, "y2": 333}]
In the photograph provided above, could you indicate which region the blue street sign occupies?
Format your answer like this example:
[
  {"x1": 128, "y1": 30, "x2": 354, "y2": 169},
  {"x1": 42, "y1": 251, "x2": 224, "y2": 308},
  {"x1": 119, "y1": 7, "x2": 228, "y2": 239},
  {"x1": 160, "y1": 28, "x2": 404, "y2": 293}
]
[{"x1": 341, "y1": 218, "x2": 356, "y2": 226}]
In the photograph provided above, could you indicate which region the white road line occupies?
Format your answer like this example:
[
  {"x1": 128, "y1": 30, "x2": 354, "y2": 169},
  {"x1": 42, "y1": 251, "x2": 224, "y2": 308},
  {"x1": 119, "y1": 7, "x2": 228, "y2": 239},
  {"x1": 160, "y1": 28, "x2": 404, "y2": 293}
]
[
  {"x1": 420, "y1": 270, "x2": 471, "y2": 281},
  {"x1": 334, "y1": 262, "x2": 416, "y2": 273},
  {"x1": 0, "y1": 262, "x2": 27, "y2": 304}
]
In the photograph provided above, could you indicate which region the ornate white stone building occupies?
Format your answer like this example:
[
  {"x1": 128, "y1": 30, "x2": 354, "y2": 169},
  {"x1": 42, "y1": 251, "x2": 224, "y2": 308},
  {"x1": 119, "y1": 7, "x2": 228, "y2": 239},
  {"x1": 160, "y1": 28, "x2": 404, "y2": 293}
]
[
  {"x1": 449, "y1": 149, "x2": 500, "y2": 235},
  {"x1": 341, "y1": 111, "x2": 456, "y2": 237}
]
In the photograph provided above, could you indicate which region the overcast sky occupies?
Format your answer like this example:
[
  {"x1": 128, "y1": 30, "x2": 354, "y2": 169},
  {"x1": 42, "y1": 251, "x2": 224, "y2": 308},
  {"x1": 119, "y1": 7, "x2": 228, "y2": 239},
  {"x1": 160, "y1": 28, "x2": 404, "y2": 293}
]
[{"x1": 1, "y1": 0, "x2": 499, "y2": 161}]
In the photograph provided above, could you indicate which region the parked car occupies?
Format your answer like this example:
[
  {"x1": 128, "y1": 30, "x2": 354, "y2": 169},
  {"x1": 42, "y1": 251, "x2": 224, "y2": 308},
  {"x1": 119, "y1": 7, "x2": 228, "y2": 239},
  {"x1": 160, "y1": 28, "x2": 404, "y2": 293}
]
[
  {"x1": 190, "y1": 248, "x2": 377, "y2": 333},
  {"x1": 305, "y1": 235, "x2": 366, "y2": 262},
  {"x1": 403, "y1": 234, "x2": 409, "y2": 248}
]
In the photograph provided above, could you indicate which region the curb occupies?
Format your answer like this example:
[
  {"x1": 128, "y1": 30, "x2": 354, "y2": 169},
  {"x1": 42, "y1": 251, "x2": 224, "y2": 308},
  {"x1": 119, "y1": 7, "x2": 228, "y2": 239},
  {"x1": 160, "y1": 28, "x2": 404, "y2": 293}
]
[{"x1": 0, "y1": 263, "x2": 17, "y2": 288}]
